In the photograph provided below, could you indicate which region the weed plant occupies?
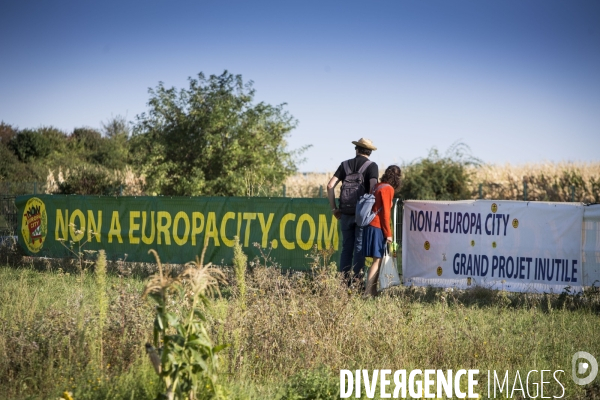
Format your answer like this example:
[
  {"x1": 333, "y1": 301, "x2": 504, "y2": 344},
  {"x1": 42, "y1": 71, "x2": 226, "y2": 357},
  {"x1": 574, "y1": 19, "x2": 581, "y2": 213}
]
[
  {"x1": 143, "y1": 249, "x2": 228, "y2": 399},
  {"x1": 232, "y1": 237, "x2": 248, "y2": 311}
]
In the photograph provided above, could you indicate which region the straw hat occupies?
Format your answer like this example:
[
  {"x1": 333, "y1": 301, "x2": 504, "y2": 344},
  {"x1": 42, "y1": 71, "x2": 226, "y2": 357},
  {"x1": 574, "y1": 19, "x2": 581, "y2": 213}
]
[{"x1": 352, "y1": 138, "x2": 377, "y2": 151}]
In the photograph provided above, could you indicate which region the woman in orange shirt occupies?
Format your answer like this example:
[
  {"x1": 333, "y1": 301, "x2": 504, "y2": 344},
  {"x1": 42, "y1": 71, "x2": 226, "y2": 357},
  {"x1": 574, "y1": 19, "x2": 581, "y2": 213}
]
[{"x1": 363, "y1": 165, "x2": 401, "y2": 296}]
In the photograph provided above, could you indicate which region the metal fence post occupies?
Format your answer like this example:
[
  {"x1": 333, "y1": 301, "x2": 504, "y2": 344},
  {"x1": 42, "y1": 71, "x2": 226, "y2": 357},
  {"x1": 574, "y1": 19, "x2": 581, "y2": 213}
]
[
  {"x1": 478, "y1": 184, "x2": 482, "y2": 199},
  {"x1": 523, "y1": 181, "x2": 527, "y2": 201},
  {"x1": 392, "y1": 198, "x2": 398, "y2": 245},
  {"x1": 396, "y1": 199, "x2": 403, "y2": 277},
  {"x1": 319, "y1": 185, "x2": 323, "y2": 198},
  {"x1": 571, "y1": 185, "x2": 575, "y2": 202},
  {"x1": 34, "y1": 182, "x2": 37, "y2": 195},
  {"x1": 282, "y1": 184, "x2": 286, "y2": 197}
]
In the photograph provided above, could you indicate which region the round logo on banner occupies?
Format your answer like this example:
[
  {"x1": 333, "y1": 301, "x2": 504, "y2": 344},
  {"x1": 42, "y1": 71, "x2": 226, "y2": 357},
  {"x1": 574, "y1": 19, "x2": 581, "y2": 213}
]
[
  {"x1": 467, "y1": 277, "x2": 472, "y2": 286},
  {"x1": 437, "y1": 266, "x2": 443, "y2": 276},
  {"x1": 492, "y1": 241, "x2": 497, "y2": 248},
  {"x1": 512, "y1": 218, "x2": 519, "y2": 228},
  {"x1": 424, "y1": 241, "x2": 430, "y2": 250},
  {"x1": 470, "y1": 240, "x2": 475, "y2": 247},
  {"x1": 21, "y1": 197, "x2": 47, "y2": 253},
  {"x1": 491, "y1": 203, "x2": 498, "y2": 213}
]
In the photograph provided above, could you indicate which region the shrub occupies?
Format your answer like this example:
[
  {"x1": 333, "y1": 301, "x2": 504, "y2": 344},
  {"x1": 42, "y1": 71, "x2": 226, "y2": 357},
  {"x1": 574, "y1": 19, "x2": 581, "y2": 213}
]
[
  {"x1": 0, "y1": 144, "x2": 39, "y2": 182},
  {"x1": 281, "y1": 366, "x2": 340, "y2": 400},
  {"x1": 0, "y1": 122, "x2": 17, "y2": 145},
  {"x1": 8, "y1": 129, "x2": 51, "y2": 163},
  {"x1": 69, "y1": 127, "x2": 104, "y2": 154},
  {"x1": 55, "y1": 165, "x2": 124, "y2": 195},
  {"x1": 399, "y1": 142, "x2": 480, "y2": 200}
]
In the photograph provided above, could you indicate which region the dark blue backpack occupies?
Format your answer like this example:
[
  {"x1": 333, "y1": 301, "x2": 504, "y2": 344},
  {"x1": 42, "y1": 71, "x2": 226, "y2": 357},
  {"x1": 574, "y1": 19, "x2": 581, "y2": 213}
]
[
  {"x1": 355, "y1": 184, "x2": 390, "y2": 227},
  {"x1": 339, "y1": 160, "x2": 373, "y2": 215}
]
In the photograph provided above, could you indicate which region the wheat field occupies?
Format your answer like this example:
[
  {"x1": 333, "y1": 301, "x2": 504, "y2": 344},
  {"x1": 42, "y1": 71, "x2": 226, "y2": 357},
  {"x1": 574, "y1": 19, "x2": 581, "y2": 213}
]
[
  {"x1": 286, "y1": 162, "x2": 600, "y2": 203},
  {"x1": 468, "y1": 162, "x2": 600, "y2": 203}
]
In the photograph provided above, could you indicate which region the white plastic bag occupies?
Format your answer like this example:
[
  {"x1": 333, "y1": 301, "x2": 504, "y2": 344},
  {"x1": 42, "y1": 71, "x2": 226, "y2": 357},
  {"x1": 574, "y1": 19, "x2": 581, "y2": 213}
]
[{"x1": 378, "y1": 247, "x2": 401, "y2": 291}]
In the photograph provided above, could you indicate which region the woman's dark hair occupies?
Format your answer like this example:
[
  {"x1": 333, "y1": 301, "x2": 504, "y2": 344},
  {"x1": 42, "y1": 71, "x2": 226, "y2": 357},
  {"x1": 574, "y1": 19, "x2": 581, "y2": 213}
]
[
  {"x1": 355, "y1": 146, "x2": 372, "y2": 156},
  {"x1": 380, "y1": 165, "x2": 402, "y2": 189}
]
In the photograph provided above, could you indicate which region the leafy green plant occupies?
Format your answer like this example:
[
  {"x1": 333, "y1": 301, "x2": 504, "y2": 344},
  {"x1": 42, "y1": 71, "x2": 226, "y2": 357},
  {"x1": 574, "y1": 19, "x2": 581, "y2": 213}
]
[
  {"x1": 232, "y1": 236, "x2": 247, "y2": 312},
  {"x1": 143, "y1": 250, "x2": 228, "y2": 400},
  {"x1": 281, "y1": 366, "x2": 340, "y2": 400},
  {"x1": 305, "y1": 245, "x2": 336, "y2": 274},
  {"x1": 95, "y1": 250, "x2": 108, "y2": 367}
]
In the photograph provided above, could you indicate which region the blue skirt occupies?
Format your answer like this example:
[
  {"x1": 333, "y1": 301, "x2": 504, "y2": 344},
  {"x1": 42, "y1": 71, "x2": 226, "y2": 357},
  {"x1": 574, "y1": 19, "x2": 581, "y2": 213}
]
[{"x1": 362, "y1": 225, "x2": 386, "y2": 258}]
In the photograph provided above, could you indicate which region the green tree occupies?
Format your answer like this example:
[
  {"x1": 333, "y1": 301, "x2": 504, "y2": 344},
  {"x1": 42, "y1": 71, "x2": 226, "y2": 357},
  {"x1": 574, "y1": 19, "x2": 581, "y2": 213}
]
[
  {"x1": 101, "y1": 114, "x2": 129, "y2": 139},
  {"x1": 38, "y1": 127, "x2": 68, "y2": 154},
  {"x1": 0, "y1": 123, "x2": 26, "y2": 181},
  {"x1": 36, "y1": 127, "x2": 70, "y2": 169},
  {"x1": 65, "y1": 124, "x2": 129, "y2": 170},
  {"x1": 0, "y1": 120, "x2": 134, "y2": 191},
  {"x1": 1, "y1": 125, "x2": 68, "y2": 183},
  {"x1": 399, "y1": 142, "x2": 481, "y2": 200},
  {"x1": 68, "y1": 127, "x2": 104, "y2": 160},
  {"x1": 0, "y1": 122, "x2": 18, "y2": 145},
  {"x1": 8, "y1": 129, "x2": 51, "y2": 163},
  {"x1": 131, "y1": 71, "x2": 305, "y2": 196},
  {"x1": 0, "y1": 144, "x2": 36, "y2": 182},
  {"x1": 99, "y1": 115, "x2": 130, "y2": 170}
]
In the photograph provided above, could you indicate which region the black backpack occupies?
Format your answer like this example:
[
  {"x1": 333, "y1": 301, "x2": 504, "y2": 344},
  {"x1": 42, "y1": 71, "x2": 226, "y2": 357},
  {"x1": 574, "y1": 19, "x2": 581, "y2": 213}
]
[{"x1": 339, "y1": 159, "x2": 372, "y2": 215}]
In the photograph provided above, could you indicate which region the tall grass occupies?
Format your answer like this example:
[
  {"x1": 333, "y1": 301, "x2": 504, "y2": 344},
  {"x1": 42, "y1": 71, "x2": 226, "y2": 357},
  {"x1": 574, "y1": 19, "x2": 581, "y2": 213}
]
[
  {"x1": 0, "y1": 266, "x2": 155, "y2": 399},
  {"x1": 94, "y1": 250, "x2": 108, "y2": 367},
  {"x1": 1, "y1": 258, "x2": 599, "y2": 399},
  {"x1": 215, "y1": 265, "x2": 600, "y2": 399}
]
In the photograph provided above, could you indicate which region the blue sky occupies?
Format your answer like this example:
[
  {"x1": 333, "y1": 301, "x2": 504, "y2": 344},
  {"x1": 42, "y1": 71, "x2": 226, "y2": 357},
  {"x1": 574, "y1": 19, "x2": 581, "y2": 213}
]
[{"x1": 1, "y1": 0, "x2": 599, "y2": 172}]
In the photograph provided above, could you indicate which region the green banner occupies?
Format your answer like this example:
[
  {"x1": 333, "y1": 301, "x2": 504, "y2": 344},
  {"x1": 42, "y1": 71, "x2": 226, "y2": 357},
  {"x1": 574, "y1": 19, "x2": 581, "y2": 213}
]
[{"x1": 16, "y1": 195, "x2": 340, "y2": 269}]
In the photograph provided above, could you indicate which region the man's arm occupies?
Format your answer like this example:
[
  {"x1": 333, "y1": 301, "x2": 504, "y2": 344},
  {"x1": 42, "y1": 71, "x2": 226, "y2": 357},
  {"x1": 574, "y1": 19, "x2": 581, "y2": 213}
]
[
  {"x1": 327, "y1": 176, "x2": 342, "y2": 219},
  {"x1": 369, "y1": 178, "x2": 378, "y2": 193},
  {"x1": 366, "y1": 162, "x2": 379, "y2": 194}
]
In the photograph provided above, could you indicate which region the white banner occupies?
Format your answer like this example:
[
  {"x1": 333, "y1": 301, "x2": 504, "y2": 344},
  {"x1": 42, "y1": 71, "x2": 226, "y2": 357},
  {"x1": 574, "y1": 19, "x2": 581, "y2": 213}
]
[{"x1": 402, "y1": 200, "x2": 584, "y2": 293}]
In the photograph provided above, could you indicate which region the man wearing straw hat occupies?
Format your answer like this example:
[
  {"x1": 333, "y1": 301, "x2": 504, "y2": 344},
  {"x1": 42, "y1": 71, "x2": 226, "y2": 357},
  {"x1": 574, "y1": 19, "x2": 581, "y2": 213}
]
[{"x1": 327, "y1": 138, "x2": 379, "y2": 286}]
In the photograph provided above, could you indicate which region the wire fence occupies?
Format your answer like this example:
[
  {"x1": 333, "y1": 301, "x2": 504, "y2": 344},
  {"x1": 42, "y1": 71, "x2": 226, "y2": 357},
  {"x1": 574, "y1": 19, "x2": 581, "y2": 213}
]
[{"x1": 0, "y1": 182, "x2": 47, "y2": 197}]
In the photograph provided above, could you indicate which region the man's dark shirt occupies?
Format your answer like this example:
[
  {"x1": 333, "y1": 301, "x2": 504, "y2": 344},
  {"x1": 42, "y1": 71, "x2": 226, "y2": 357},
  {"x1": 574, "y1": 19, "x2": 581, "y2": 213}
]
[{"x1": 334, "y1": 156, "x2": 379, "y2": 194}]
